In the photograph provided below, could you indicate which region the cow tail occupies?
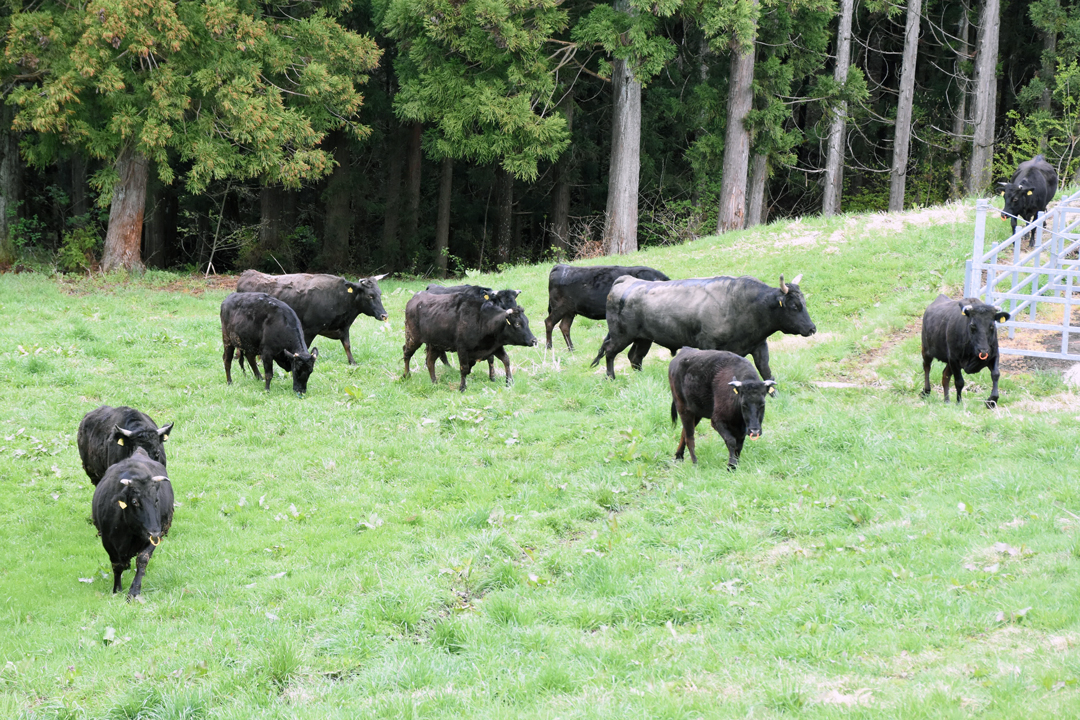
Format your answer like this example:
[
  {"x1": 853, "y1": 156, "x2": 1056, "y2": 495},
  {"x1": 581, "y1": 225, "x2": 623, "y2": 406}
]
[
  {"x1": 589, "y1": 336, "x2": 609, "y2": 368},
  {"x1": 670, "y1": 401, "x2": 677, "y2": 426}
]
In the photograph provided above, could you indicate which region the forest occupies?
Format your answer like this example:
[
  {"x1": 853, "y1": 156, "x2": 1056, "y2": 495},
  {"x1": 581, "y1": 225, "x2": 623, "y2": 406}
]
[{"x1": 0, "y1": 0, "x2": 1076, "y2": 277}]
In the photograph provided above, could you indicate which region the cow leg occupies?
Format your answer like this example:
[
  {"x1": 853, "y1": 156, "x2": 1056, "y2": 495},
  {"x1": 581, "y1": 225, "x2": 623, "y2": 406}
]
[
  {"x1": 262, "y1": 355, "x2": 274, "y2": 392},
  {"x1": 458, "y1": 351, "x2": 474, "y2": 392},
  {"x1": 627, "y1": 340, "x2": 653, "y2": 371},
  {"x1": 439, "y1": 351, "x2": 453, "y2": 367},
  {"x1": 111, "y1": 560, "x2": 128, "y2": 594},
  {"x1": 560, "y1": 316, "x2": 575, "y2": 352},
  {"x1": 677, "y1": 413, "x2": 699, "y2": 463},
  {"x1": 488, "y1": 355, "x2": 497, "y2": 381},
  {"x1": 223, "y1": 345, "x2": 235, "y2": 385},
  {"x1": 493, "y1": 348, "x2": 512, "y2": 385},
  {"x1": 940, "y1": 365, "x2": 952, "y2": 402},
  {"x1": 951, "y1": 363, "x2": 965, "y2": 403},
  {"x1": 425, "y1": 346, "x2": 439, "y2": 384},
  {"x1": 591, "y1": 334, "x2": 632, "y2": 380},
  {"x1": 712, "y1": 421, "x2": 744, "y2": 471},
  {"x1": 340, "y1": 330, "x2": 356, "y2": 365},
  {"x1": 986, "y1": 358, "x2": 1001, "y2": 408},
  {"x1": 402, "y1": 339, "x2": 421, "y2": 379},
  {"x1": 920, "y1": 354, "x2": 933, "y2": 397},
  {"x1": 127, "y1": 547, "x2": 154, "y2": 599},
  {"x1": 749, "y1": 341, "x2": 773, "y2": 381},
  {"x1": 544, "y1": 313, "x2": 558, "y2": 350},
  {"x1": 246, "y1": 353, "x2": 263, "y2": 381}
]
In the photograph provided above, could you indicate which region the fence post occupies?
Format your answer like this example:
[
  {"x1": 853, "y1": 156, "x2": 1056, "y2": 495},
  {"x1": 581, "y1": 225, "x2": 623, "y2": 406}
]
[{"x1": 972, "y1": 199, "x2": 987, "y2": 299}]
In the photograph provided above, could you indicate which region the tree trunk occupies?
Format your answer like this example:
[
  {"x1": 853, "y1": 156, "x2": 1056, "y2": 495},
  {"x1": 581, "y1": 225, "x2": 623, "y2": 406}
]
[
  {"x1": 746, "y1": 153, "x2": 769, "y2": 228},
  {"x1": 889, "y1": 0, "x2": 922, "y2": 213},
  {"x1": 494, "y1": 166, "x2": 514, "y2": 266},
  {"x1": 717, "y1": 3, "x2": 758, "y2": 234},
  {"x1": 692, "y1": 34, "x2": 711, "y2": 210},
  {"x1": 966, "y1": 0, "x2": 1000, "y2": 195},
  {"x1": 549, "y1": 94, "x2": 574, "y2": 257},
  {"x1": 402, "y1": 121, "x2": 423, "y2": 255},
  {"x1": 0, "y1": 103, "x2": 23, "y2": 266},
  {"x1": 434, "y1": 156, "x2": 453, "y2": 277},
  {"x1": 70, "y1": 153, "x2": 87, "y2": 220},
  {"x1": 823, "y1": 0, "x2": 855, "y2": 216},
  {"x1": 143, "y1": 168, "x2": 168, "y2": 269},
  {"x1": 603, "y1": 36, "x2": 641, "y2": 255},
  {"x1": 1039, "y1": 0, "x2": 1058, "y2": 151},
  {"x1": 381, "y1": 124, "x2": 405, "y2": 272},
  {"x1": 101, "y1": 146, "x2": 148, "y2": 273},
  {"x1": 321, "y1": 132, "x2": 353, "y2": 270},
  {"x1": 950, "y1": 5, "x2": 971, "y2": 198}
]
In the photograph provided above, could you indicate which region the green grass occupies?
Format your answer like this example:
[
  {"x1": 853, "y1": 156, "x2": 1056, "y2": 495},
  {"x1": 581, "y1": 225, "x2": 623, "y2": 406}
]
[{"x1": 2, "y1": 203, "x2": 1079, "y2": 718}]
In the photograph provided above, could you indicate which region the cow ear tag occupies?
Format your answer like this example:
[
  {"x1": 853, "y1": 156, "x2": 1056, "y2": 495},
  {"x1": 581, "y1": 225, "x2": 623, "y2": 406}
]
[
  {"x1": 1027, "y1": 190, "x2": 1033, "y2": 196},
  {"x1": 347, "y1": 287, "x2": 353, "y2": 293},
  {"x1": 117, "y1": 438, "x2": 124, "y2": 446},
  {"x1": 118, "y1": 500, "x2": 127, "y2": 509},
  {"x1": 768, "y1": 386, "x2": 776, "y2": 396},
  {"x1": 732, "y1": 387, "x2": 738, "y2": 394},
  {"x1": 778, "y1": 299, "x2": 783, "y2": 307},
  {"x1": 163, "y1": 434, "x2": 168, "y2": 441},
  {"x1": 484, "y1": 294, "x2": 490, "y2": 300}
]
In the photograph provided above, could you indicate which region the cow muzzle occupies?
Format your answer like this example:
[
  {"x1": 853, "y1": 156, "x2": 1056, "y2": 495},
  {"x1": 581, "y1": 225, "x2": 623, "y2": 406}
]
[
  {"x1": 149, "y1": 535, "x2": 161, "y2": 546},
  {"x1": 380, "y1": 314, "x2": 389, "y2": 321},
  {"x1": 747, "y1": 430, "x2": 761, "y2": 440},
  {"x1": 979, "y1": 352, "x2": 989, "y2": 360}
]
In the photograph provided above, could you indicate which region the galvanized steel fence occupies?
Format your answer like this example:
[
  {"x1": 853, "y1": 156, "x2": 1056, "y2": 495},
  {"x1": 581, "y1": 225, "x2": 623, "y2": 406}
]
[{"x1": 964, "y1": 189, "x2": 1080, "y2": 361}]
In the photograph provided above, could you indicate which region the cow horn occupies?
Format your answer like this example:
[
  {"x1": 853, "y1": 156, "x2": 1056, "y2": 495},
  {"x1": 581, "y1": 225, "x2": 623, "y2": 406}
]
[
  {"x1": 764, "y1": 380, "x2": 777, "y2": 386},
  {"x1": 120, "y1": 478, "x2": 131, "y2": 485},
  {"x1": 156, "y1": 423, "x2": 173, "y2": 438},
  {"x1": 779, "y1": 275, "x2": 788, "y2": 293},
  {"x1": 505, "y1": 308, "x2": 513, "y2": 315},
  {"x1": 115, "y1": 425, "x2": 135, "y2": 438},
  {"x1": 791, "y1": 274, "x2": 803, "y2": 285},
  {"x1": 152, "y1": 476, "x2": 167, "y2": 482},
  {"x1": 728, "y1": 380, "x2": 743, "y2": 388}
]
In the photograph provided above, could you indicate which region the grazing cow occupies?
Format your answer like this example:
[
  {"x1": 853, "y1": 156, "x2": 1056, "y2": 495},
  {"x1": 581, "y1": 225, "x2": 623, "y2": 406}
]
[
  {"x1": 591, "y1": 274, "x2": 816, "y2": 380},
  {"x1": 91, "y1": 448, "x2": 174, "y2": 599},
  {"x1": 403, "y1": 290, "x2": 537, "y2": 392},
  {"x1": 220, "y1": 292, "x2": 319, "y2": 396},
  {"x1": 669, "y1": 348, "x2": 776, "y2": 469},
  {"x1": 77, "y1": 406, "x2": 173, "y2": 486},
  {"x1": 236, "y1": 270, "x2": 388, "y2": 365},
  {"x1": 425, "y1": 283, "x2": 522, "y2": 380},
  {"x1": 999, "y1": 155, "x2": 1058, "y2": 236},
  {"x1": 920, "y1": 295, "x2": 1010, "y2": 408},
  {"x1": 545, "y1": 264, "x2": 670, "y2": 351}
]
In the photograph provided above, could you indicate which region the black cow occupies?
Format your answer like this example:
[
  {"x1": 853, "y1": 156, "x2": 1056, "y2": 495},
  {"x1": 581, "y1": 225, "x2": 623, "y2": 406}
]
[
  {"x1": 403, "y1": 290, "x2": 537, "y2": 392},
  {"x1": 920, "y1": 295, "x2": 1010, "y2": 408},
  {"x1": 999, "y1": 155, "x2": 1058, "y2": 236},
  {"x1": 220, "y1": 292, "x2": 319, "y2": 396},
  {"x1": 425, "y1": 284, "x2": 522, "y2": 380},
  {"x1": 91, "y1": 448, "x2": 174, "y2": 599},
  {"x1": 669, "y1": 348, "x2": 776, "y2": 469},
  {"x1": 77, "y1": 406, "x2": 173, "y2": 486},
  {"x1": 545, "y1": 264, "x2": 669, "y2": 351},
  {"x1": 236, "y1": 270, "x2": 388, "y2": 365},
  {"x1": 591, "y1": 274, "x2": 816, "y2": 380}
]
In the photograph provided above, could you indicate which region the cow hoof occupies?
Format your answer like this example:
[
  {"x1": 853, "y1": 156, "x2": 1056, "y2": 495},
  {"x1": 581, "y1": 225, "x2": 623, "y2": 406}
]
[
  {"x1": 985, "y1": 398, "x2": 998, "y2": 409},
  {"x1": 919, "y1": 389, "x2": 930, "y2": 398}
]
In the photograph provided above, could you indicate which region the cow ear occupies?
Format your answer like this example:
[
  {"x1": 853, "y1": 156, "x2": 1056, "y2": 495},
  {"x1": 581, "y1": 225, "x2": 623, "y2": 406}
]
[
  {"x1": 310, "y1": 347, "x2": 318, "y2": 359},
  {"x1": 995, "y1": 310, "x2": 1011, "y2": 323},
  {"x1": 157, "y1": 423, "x2": 173, "y2": 440},
  {"x1": 962, "y1": 304, "x2": 973, "y2": 316}
]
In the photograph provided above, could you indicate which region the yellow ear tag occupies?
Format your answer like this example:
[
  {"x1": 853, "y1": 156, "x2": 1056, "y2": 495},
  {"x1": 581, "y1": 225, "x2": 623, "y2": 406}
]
[
  {"x1": 118, "y1": 500, "x2": 127, "y2": 509},
  {"x1": 732, "y1": 387, "x2": 739, "y2": 394},
  {"x1": 347, "y1": 287, "x2": 353, "y2": 293},
  {"x1": 1027, "y1": 190, "x2": 1033, "y2": 196},
  {"x1": 163, "y1": 434, "x2": 169, "y2": 441},
  {"x1": 779, "y1": 299, "x2": 783, "y2": 307},
  {"x1": 117, "y1": 438, "x2": 124, "y2": 446},
  {"x1": 506, "y1": 319, "x2": 511, "y2": 325},
  {"x1": 484, "y1": 294, "x2": 490, "y2": 300},
  {"x1": 768, "y1": 387, "x2": 776, "y2": 395}
]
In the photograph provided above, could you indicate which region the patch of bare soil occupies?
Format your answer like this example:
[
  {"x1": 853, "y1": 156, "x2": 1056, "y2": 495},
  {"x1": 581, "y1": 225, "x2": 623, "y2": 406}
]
[
  {"x1": 864, "y1": 203, "x2": 975, "y2": 234},
  {"x1": 162, "y1": 274, "x2": 239, "y2": 295}
]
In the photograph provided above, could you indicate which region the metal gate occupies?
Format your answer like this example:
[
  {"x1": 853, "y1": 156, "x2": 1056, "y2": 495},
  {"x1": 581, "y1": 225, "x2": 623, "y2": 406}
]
[{"x1": 963, "y1": 190, "x2": 1080, "y2": 361}]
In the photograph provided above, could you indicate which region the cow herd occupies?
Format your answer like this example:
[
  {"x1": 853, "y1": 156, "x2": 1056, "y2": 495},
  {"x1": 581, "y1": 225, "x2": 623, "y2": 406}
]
[{"x1": 74, "y1": 257, "x2": 1015, "y2": 598}]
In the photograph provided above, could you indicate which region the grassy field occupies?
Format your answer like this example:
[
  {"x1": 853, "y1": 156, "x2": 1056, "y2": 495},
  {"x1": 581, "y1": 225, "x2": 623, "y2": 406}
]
[{"x1": 2, "y1": 202, "x2": 1079, "y2": 719}]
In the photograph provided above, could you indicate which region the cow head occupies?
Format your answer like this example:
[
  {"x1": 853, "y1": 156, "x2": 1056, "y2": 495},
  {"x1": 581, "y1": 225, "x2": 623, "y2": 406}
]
[
  {"x1": 349, "y1": 274, "x2": 389, "y2": 321},
  {"x1": 962, "y1": 303, "x2": 1009, "y2": 360},
  {"x1": 494, "y1": 289, "x2": 522, "y2": 307},
  {"x1": 493, "y1": 305, "x2": 538, "y2": 347},
  {"x1": 998, "y1": 181, "x2": 1038, "y2": 224},
  {"x1": 728, "y1": 379, "x2": 777, "y2": 440},
  {"x1": 112, "y1": 421, "x2": 173, "y2": 467},
  {"x1": 290, "y1": 347, "x2": 318, "y2": 396},
  {"x1": 775, "y1": 274, "x2": 817, "y2": 337},
  {"x1": 114, "y1": 457, "x2": 171, "y2": 546}
]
